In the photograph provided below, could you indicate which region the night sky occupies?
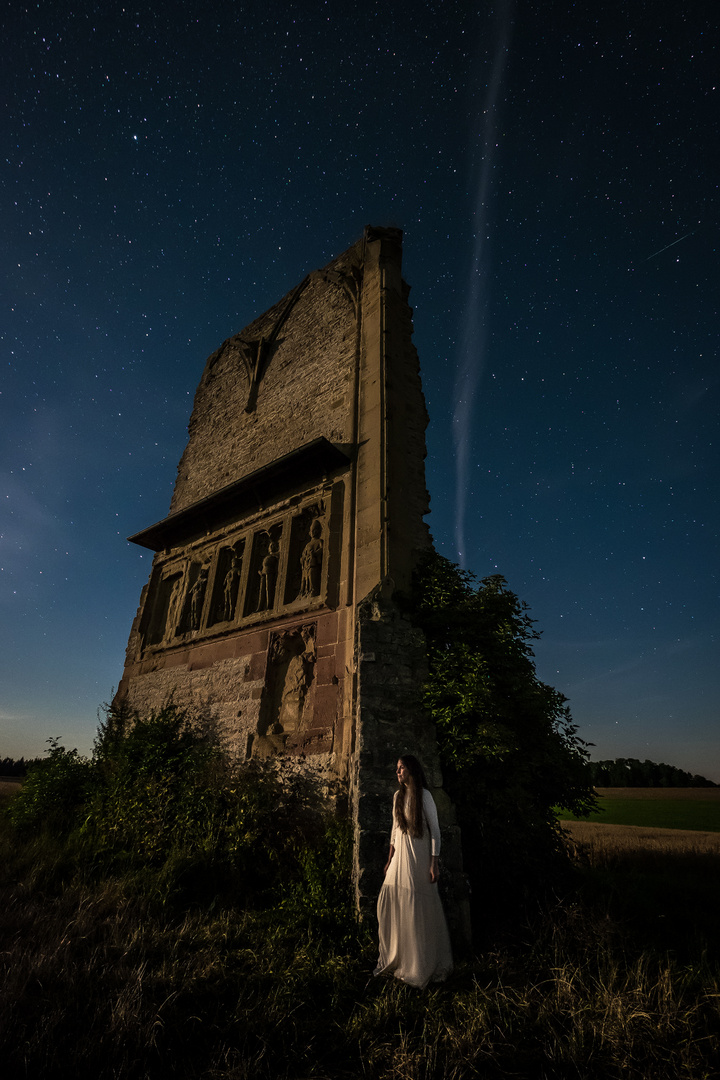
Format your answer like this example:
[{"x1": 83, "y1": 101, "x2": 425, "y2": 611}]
[{"x1": 3, "y1": 1, "x2": 718, "y2": 780}]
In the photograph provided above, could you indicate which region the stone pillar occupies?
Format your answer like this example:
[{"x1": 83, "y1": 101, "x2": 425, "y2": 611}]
[{"x1": 350, "y1": 583, "x2": 471, "y2": 949}]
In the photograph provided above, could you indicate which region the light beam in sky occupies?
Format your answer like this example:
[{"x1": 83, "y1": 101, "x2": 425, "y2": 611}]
[{"x1": 454, "y1": 1, "x2": 514, "y2": 567}]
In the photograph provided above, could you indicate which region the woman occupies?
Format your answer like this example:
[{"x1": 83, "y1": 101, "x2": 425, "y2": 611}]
[{"x1": 374, "y1": 754, "x2": 453, "y2": 989}]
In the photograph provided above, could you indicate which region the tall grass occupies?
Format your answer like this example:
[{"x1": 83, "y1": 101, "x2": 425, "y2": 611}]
[
  {"x1": 3, "y1": 861, "x2": 715, "y2": 1080},
  {"x1": 1, "y1": 721, "x2": 719, "y2": 1079}
]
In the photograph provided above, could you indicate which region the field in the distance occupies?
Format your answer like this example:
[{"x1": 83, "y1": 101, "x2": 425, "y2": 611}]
[
  {"x1": 562, "y1": 819, "x2": 720, "y2": 856},
  {"x1": 557, "y1": 786, "x2": 720, "y2": 832}
]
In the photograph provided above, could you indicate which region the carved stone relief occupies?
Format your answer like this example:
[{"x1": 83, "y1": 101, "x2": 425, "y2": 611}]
[
  {"x1": 257, "y1": 539, "x2": 280, "y2": 612},
  {"x1": 163, "y1": 573, "x2": 185, "y2": 643},
  {"x1": 137, "y1": 571, "x2": 179, "y2": 649},
  {"x1": 284, "y1": 504, "x2": 325, "y2": 605},
  {"x1": 222, "y1": 555, "x2": 241, "y2": 620},
  {"x1": 299, "y1": 519, "x2": 324, "y2": 599},
  {"x1": 182, "y1": 564, "x2": 209, "y2": 633},
  {"x1": 244, "y1": 525, "x2": 283, "y2": 617},
  {"x1": 208, "y1": 541, "x2": 245, "y2": 626},
  {"x1": 254, "y1": 623, "x2": 317, "y2": 756},
  {"x1": 137, "y1": 493, "x2": 335, "y2": 658}
]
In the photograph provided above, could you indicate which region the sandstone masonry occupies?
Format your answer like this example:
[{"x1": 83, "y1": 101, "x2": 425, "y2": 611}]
[{"x1": 116, "y1": 226, "x2": 470, "y2": 939}]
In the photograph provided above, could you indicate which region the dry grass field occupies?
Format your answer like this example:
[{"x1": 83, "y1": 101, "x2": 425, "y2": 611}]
[
  {"x1": 562, "y1": 819, "x2": 720, "y2": 857},
  {"x1": 592, "y1": 786, "x2": 720, "y2": 801}
]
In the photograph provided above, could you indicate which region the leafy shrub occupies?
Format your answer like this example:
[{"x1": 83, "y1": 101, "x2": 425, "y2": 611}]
[
  {"x1": 88, "y1": 705, "x2": 224, "y2": 865},
  {"x1": 6, "y1": 738, "x2": 92, "y2": 836},
  {"x1": 4, "y1": 704, "x2": 354, "y2": 918},
  {"x1": 279, "y1": 816, "x2": 356, "y2": 936},
  {"x1": 410, "y1": 553, "x2": 598, "y2": 921}
]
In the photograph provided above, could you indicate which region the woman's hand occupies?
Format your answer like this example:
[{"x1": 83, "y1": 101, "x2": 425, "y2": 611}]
[
  {"x1": 383, "y1": 844, "x2": 395, "y2": 877},
  {"x1": 429, "y1": 855, "x2": 440, "y2": 883}
]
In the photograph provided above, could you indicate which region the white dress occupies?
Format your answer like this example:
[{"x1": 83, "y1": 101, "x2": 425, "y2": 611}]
[{"x1": 374, "y1": 787, "x2": 453, "y2": 989}]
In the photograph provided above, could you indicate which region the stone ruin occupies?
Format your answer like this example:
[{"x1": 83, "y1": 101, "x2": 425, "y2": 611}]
[{"x1": 115, "y1": 226, "x2": 470, "y2": 941}]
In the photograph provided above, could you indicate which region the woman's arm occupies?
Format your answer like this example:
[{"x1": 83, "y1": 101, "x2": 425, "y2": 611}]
[
  {"x1": 384, "y1": 844, "x2": 395, "y2": 876},
  {"x1": 423, "y1": 789, "x2": 442, "y2": 883}
]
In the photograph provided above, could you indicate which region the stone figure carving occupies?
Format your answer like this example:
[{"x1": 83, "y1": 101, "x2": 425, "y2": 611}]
[
  {"x1": 300, "y1": 622, "x2": 316, "y2": 665},
  {"x1": 269, "y1": 624, "x2": 316, "y2": 734},
  {"x1": 188, "y1": 567, "x2": 208, "y2": 630},
  {"x1": 257, "y1": 539, "x2": 280, "y2": 612},
  {"x1": 276, "y1": 652, "x2": 306, "y2": 733},
  {"x1": 299, "y1": 519, "x2": 323, "y2": 598},
  {"x1": 222, "y1": 556, "x2": 241, "y2": 621},
  {"x1": 163, "y1": 575, "x2": 184, "y2": 642}
]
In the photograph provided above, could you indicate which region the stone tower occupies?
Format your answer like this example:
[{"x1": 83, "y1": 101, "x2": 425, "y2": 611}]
[{"x1": 117, "y1": 226, "x2": 468, "y2": 932}]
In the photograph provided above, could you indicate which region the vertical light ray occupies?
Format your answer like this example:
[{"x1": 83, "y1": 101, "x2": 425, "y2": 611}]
[{"x1": 454, "y1": 2, "x2": 514, "y2": 566}]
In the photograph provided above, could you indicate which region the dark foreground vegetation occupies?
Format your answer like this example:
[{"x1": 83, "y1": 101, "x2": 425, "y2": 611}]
[
  {"x1": 2, "y1": 707, "x2": 719, "y2": 1080},
  {"x1": 2, "y1": 558, "x2": 718, "y2": 1078}
]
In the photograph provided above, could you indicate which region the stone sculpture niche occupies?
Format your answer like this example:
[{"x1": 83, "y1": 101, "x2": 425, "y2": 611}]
[
  {"x1": 257, "y1": 538, "x2": 280, "y2": 613},
  {"x1": 253, "y1": 623, "x2": 317, "y2": 756},
  {"x1": 134, "y1": 488, "x2": 335, "y2": 660},
  {"x1": 179, "y1": 563, "x2": 208, "y2": 634},
  {"x1": 284, "y1": 506, "x2": 325, "y2": 605},
  {"x1": 163, "y1": 572, "x2": 185, "y2": 641},
  {"x1": 299, "y1": 519, "x2": 323, "y2": 598},
  {"x1": 244, "y1": 526, "x2": 283, "y2": 616},
  {"x1": 209, "y1": 541, "x2": 245, "y2": 626},
  {"x1": 141, "y1": 569, "x2": 184, "y2": 647}
]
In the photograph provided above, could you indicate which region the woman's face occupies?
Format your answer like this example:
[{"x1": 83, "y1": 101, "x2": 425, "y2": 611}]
[{"x1": 396, "y1": 759, "x2": 409, "y2": 786}]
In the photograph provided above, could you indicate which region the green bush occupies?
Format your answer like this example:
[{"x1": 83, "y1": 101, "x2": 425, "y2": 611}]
[
  {"x1": 88, "y1": 705, "x2": 231, "y2": 867},
  {"x1": 4, "y1": 704, "x2": 353, "y2": 917},
  {"x1": 5, "y1": 738, "x2": 92, "y2": 836},
  {"x1": 279, "y1": 816, "x2": 356, "y2": 937},
  {"x1": 410, "y1": 553, "x2": 598, "y2": 921}
]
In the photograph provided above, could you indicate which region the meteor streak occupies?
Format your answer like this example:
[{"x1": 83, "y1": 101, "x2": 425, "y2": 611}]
[{"x1": 640, "y1": 228, "x2": 696, "y2": 264}]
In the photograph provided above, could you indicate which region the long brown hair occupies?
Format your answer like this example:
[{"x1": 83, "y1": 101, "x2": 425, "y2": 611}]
[{"x1": 394, "y1": 754, "x2": 428, "y2": 839}]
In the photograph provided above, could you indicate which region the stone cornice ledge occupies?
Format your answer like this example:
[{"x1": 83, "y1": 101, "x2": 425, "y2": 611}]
[{"x1": 128, "y1": 438, "x2": 352, "y2": 551}]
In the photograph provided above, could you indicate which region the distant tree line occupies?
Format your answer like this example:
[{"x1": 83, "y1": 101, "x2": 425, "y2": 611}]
[
  {"x1": 589, "y1": 758, "x2": 717, "y2": 788},
  {"x1": 1, "y1": 757, "x2": 42, "y2": 778}
]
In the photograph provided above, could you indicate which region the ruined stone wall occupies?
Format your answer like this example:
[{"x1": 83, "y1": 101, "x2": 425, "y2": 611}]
[
  {"x1": 170, "y1": 246, "x2": 362, "y2": 515},
  {"x1": 118, "y1": 473, "x2": 352, "y2": 773},
  {"x1": 352, "y1": 231, "x2": 431, "y2": 602},
  {"x1": 385, "y1": 281, "x2": 433, "y2": 577},
  {"x1": 117, "y1": 241, "x2": 367, "y2": 777},
  {"x1": 116, "y1": 227, "x2": 469, "y2": 943}
]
